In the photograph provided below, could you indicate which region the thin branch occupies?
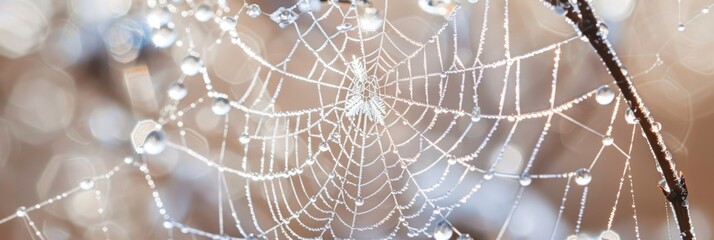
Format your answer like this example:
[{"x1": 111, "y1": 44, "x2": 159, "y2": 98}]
[
  {"x1": 548, "y1": 0, "x2": 695, "y2": 239},
  {"x1": 331, "y1": 0, "x2": 695, "y2": 238}
]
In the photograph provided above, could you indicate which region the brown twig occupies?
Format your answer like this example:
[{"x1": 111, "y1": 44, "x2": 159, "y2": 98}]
[
  {"x1": 545, "y1": 0, "x2": 695, "y2": 239},
  {"x1": 328, "y1": 0, "x2": 694, "y2": 238}
]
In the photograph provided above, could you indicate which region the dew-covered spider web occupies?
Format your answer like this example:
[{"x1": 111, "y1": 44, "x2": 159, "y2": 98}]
[{"x1": 1, "y1": 0, "x2": 703, "y2": 239}]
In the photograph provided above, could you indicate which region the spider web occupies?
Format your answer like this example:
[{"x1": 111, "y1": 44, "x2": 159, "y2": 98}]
[{"x1": 1, "y1": 0, "x2": 699, "y2": 239}]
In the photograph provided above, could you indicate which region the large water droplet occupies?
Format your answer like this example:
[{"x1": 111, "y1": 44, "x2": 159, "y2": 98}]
[
  {"x1": 163, "y1": 220, "x2": 174, "y2": 229},
  {"x1": 519, "y1": 173, "x2": 532, "y2": 186},
  {"x1": 355, "y1": 197, "x2": 364, "y2": 206},
  {"x1": 220, "y1": 16, "x2": 237, "y2": 31},
  {"x1": 239, "y1": 133, "x2": 250, "y2": 144},
  {"x1": 418, "y1": 0, "x2": 457, "y2": 16},
  {"x1": 181, "y1": 55, "x2": 202, "y2": 76},
  {"x1": 598, "y1": 23, "x2": 609, "y2": 38},
  {"x1": 471, "y1": 106, "x2": 481, "y2": 122},
  {"x1": 574, "y1": 168, "x2": 592, "y2": 186},
  {"x1": 359, "y1": 7, "x2": 382, "y2": 32},
  {"x1": 298, "y1": 0, "x2": 321, "y2": 13},
  {"x1": 247, "y1": 4, "x2": 261, "y2": 18},
  {"x1": 595, "y1": 85, "x2": 615, "y2": 105},
  {"x1": 433, "y1": 220, "x2": 453, "y2": 240},
  {"x1": 552, "y1": 2, "x2": 568, "y2": 16},
  {"x1": 143, "y1": 130, "x2": 166, "y2": 155},
  {"x1": 483, "y1": 171, "x2": 494, "y2": 180},
  {"x1": 336, "y1": 23, "x2": 353, "y2": 31},
  {"x1": 147, "y1": 8, "x2": 171, "y2": 29},
  {"x1": 270, "y1": 7, "x2": 298, "y2": 28},
  {"x1": 652, "y1": 122, "x2": 662, "y2": 132},
  {"x1": 168, "y1": 82, "x2": 187, "y2": 100},
  {"x1": 194, "y1": 4, "x2": 213, "y2": 22},
  {"x1": 212, "y1": 97, "x2": 231, "y2": 115},
  {"x1": 16, "y1": 207, "x2": 26, "y2": 217},
  {"x1": 677, "y1": 24, "x2": 686, "y2": 32},
  {"x1": 599, "y1": 230, "x2": 620, "y2": 240},
  {"x1": 152, "y1": 26, "x2": 176, "y2": 48},
  {"x1": 80, "y1": 178, "x2": 95, "y2": 190},
  {"x1": 131, "y1": 120, "x2": 164, "y2": 154},
  {"x1": 659, "y1": 178, "x2": 670, "y2": 192},
  {"x1": 319, "y1": 142, "x2": 329, "y2": 152},
  {"x1": 625, "y1": 109, "x2": 637, "y2": 124},
  {"x1": 566, "y1": 234, "x2": 583, "y2": 240},
  {"x1": 458, "y1": 234, "x2": 474, "y2": 240},
  {"x1": 621, "y1": 67, "x2": 629, "y2": 76},
  {"x1": 602, "y1": 135, "x2": 614, "y2": 146}
]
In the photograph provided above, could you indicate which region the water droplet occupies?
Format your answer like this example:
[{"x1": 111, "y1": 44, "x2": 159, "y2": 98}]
[
  {"x1": 306, "y1": 157, "x2": 315, "y2": 165},
  {"x1": 471, "y1": 106, "x2": 481, "y2": 122},
  {"x1": 625, "y1": 109, "x2": 637, "y2": 124},
  {"x1": 124, "y1": 157, "x2": 134, "y2": 164},
  {"x1": 245, "y1": 234, "x2": 259, "y2": 240},
  {"x1": 180, "y1": 55, "x2": 202, "y2": 76},
  {"x1": 652, "y1": 122, "x2": 662, "y2": 132},
  {"x1": 602, "y1": 135, "x2": 614, "y2": 146},
  {"x1": 359, "y1": 7, "x2": 382, "y2": 32},
  {"x1": 80, "y1": 178, "x2": 95, "y2": 190},
  {"x1": 239, "y1": 133, "x2": 250, "y2": 144},
  {"x1": 519, "y1": 173, "x2": 532, "y2": 186},
  {"x1": 595, "y1": 85, "x2": 615, "y2": 105},
  {"x1": 168, "y1": 82, "x2": 187, "y2": 100},
  {"x1": 579, "y1": 34, "x2": 589, "y2": 42},
  {"x1": 16, "y1": 207, "x2": 26, "y2": 217},
  {"x1": 703, "y1": 8, "x2": 710, "y2": 14},
  {"x1": 677, "y1": 24, "x2": 685, "y2": 32},
  {"x1": 143, "y1": 130, "x2": 166, "y2": 155},
  {"x1": 599, "y1": 230, "x2": 621, "y2": 240},
  {"x1": 467, "y1": 0, "x2": 479, "y2": 3},
  {"x1": 194, "y1": 4, "x2": 213, "y2": 22},
  {"x1": 319, "y1": 142, "x2": 329, "y2": 152},
  {"x1": 621, "y1": 67, "x2": 629, "y2": 76},
  {"x1": 458, "y1": 234, "x2": 474, "y2": 240},
  {"x1": 163, "y1": 221, "x2": 174, "y2": 229},
  {"x1": 298, "y1": 0, "x2": 321, "y2": 13},
  {"x1": 147, "y1": 7, "x2": 171, "y2": 29},
  {"x1": 211, "y1": 97, "x2": 231, "y2": 115},
  {"x1": 418, "y1": 0, "x2": 457, "y2": 16},
  {"x1": 552, "y1": 2, "x2": 568, "y2": 16},
  {"x1": 247, "y1": 4, "x2": 261, "y2": 18},
  {"x1": 483, "y1": 171, "x2": 494, "y2": 180},
  {"x1": 432, "y1": 220, "x2": 453, "y2": 240},
  {"x1": 574, "y1": 168, "x2": 592, "y2": 186},
  {"x1": 336, "y1": 23, "x2": 353, "y2": 31},
  {"x1": 566, "y1": 234, "x2": 582, "y2": 240},
  {"x1": 220, "y1": 16, "x2": 237, "y2": 31},
  {"x1": 355, "y1": 197, "x2": 364, "y2": 206},
  {"x1": 270, "y1": 7, "x2": 298, "y2": 28},
  {"x1": 598, "y1": 23, "x2": 609, "y2": 38},
  {"x1": 152, "y1": 26, "x2": 176, "y2": 48}
]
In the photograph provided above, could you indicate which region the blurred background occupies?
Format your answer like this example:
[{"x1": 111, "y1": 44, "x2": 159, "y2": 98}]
[{"x1": 0, "y1": 0, "x2": 713, "y2": 239}]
